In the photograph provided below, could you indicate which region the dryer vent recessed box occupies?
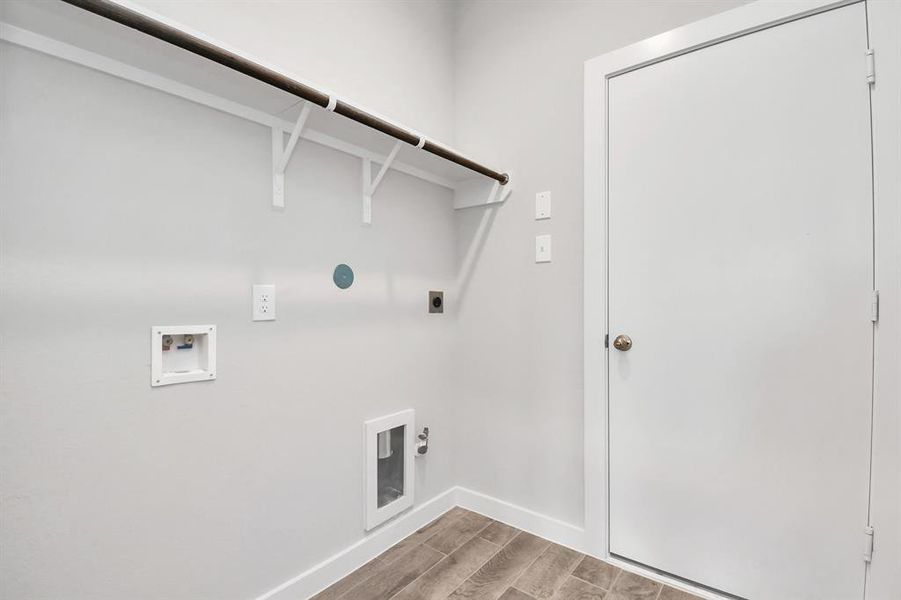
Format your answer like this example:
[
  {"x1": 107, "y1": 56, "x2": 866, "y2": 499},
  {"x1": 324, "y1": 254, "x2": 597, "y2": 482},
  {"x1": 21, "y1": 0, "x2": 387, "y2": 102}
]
[{"x1": 151, "y1": 325, "x2": 217, "y2": 387}]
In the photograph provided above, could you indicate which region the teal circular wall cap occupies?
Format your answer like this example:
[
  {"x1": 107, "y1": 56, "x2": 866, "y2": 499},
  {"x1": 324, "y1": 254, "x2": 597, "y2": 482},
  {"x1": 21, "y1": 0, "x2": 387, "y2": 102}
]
[{"x1": 333, "y1": 264, "x2": 354, "y2": 289}]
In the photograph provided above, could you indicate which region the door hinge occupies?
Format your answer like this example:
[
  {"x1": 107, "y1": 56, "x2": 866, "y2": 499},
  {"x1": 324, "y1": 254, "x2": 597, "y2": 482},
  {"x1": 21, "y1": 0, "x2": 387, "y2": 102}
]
[
  {"x1": 866, "y1": 49, "x2": 875, "y2": 85},
  {"x1": 871, "y1": 290, "x2": 880, "y2": 323},
  {"x1": 864, "y1": 526, "x2": 875, "y2": 563}
]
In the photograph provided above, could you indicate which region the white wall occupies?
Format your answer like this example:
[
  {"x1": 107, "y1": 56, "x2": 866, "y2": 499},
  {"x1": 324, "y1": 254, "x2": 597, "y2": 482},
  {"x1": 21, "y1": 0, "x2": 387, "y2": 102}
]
[
  {"x1": 19, "y1": 1, "x2": 884, "y2": 599},
  {"x1": 0, "y1": 37, "x2": 458, "y2": 600},
  {"x1": 452, "y1": 0, "x2": 748, "y2": 527},
  {"x1": 132, "y1": 0, "x2": 457, "y2": 144}
]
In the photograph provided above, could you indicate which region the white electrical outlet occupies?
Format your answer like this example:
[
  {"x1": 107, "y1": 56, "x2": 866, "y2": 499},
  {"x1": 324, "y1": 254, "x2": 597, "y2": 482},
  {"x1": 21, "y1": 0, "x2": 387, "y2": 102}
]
[
  {"x1": 536, "y1": 191, "x2": 551, "y2": 220},
  {"x1": 253, "y1": 284, "x2": 276, "y2": 321},
  {"x1": 535, "y1": 234, "x2": 552, "y2": 263}
]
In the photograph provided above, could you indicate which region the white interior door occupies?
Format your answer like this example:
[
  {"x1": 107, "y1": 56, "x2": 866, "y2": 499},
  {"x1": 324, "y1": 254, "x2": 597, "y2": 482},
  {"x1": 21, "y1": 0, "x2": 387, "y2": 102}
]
[{"x1": 607, "y1": 4, "x2": 874, "y2": 599}]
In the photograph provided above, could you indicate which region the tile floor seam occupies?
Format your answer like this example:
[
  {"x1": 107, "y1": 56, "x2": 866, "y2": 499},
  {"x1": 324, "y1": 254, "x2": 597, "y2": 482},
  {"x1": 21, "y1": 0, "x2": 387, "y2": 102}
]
[
  {"x1": 503, "y1": 535, "x2": 554, "y2": 596},
  {"x1": 333, "y1": 510, "x2": 463, "y2": 600},
  {"x1": 444, "y1": 540, "x2": 506, "y2": 599},
  {"x1": 387, "y1": 516, "x2": 505, "y2": 600},
  {"x1": 444, "y1": 530, "x2": 532, "y2": 600},
  {"x1": 563, "y1": 554, "x2": 582, "y2": 580},
  {"x1": 608, "y1": 567, "x2": 624, "y2": 592},
  {"x1": 324, "y1": 511, "x2": 702, "y2": 600},
  {"x1": 423, "y1": 514, "x2": 493, "y2": 556},
  {"x1": 329, "y1": 563, "x2": 383, "y2": 600},
  {"x1": 570, "y1": 572, "x2": 608, "y2": 591},
  {"x1": 475, "y1": 519, "x2": 498, "y2": 539},
  {"x1": 336, "y1": 543, "x2": 429, "y2": 600},
  {"x1": 422, "y1": 521, "x2": 462, "y2": 554},
  {"x1": 400, "y1": 511, "x2": 460, "y2": 559},
  {"x1": 478, "y1": 521, "x2": 519, "y2": 548},
  {"x1": 547, "y1": 558, "x2": 587, "y2": 599},
  {"x1": 392, "y1": 535, "x2": 505, "y2": 600},
  {"x1": 511, "y1": 538, "x2": 580, "y2": 600},
  {"x1": 384, "y1": 548, "x2": 445, "y2": 600},
  {"x1": 511, "y1": 584, "x2": 541, "y2": 600}
]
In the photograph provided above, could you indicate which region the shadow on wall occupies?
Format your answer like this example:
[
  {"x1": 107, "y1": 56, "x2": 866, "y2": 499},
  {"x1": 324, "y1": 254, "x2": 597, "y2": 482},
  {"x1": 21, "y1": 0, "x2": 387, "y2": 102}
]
[{"x1": 455, "y1": 204, "x2": 501, "y2": 311}]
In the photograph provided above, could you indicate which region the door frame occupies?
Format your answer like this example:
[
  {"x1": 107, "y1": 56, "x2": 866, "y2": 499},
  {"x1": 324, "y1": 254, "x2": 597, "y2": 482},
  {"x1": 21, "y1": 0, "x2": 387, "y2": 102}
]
[{"x1": 583, "y1": 1, "x2": 901, "y2": 597}]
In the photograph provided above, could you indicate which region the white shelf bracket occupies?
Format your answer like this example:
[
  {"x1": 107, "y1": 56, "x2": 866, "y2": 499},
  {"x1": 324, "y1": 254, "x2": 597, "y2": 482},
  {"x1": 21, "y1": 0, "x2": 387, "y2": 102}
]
[
  {"x1": 453, "y1": 172, "x2": 513, "y2": 210},
  {"x1": 361, "y1": 140, "x2": 403, "y2": 225},
  {"x1": 271, "y1": 102, "x2": 312, "y2": 207}
]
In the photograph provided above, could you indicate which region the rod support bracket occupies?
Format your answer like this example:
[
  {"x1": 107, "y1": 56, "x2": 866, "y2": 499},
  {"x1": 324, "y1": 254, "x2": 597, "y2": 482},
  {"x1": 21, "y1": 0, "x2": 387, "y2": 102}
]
[
  {"x1": 361, "y1": 141, "x2": 404, "y2": 225},
  {"x1": 271, "y1": 102, "x2": 312, "y2": 207},
  {"x1": 452, "y1": 172, "x2": 513, "y2": 210}
]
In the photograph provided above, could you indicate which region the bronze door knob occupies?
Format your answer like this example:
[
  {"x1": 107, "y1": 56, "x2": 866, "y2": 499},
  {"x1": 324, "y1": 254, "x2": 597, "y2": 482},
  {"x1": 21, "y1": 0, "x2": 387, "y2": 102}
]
[{"x1": 613, "y1": 334, "x2": 632, "y2": 351}]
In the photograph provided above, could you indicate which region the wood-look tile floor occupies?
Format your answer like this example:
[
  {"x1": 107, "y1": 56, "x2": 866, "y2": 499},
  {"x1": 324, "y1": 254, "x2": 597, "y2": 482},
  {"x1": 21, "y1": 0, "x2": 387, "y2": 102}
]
[{"x1": 310, "y1": 508, "x2": 702, "y2": 600}]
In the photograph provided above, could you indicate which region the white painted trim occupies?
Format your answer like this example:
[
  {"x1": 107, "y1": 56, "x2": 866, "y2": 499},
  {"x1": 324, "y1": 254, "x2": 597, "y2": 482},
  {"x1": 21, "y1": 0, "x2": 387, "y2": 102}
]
[
  {"x1": 0, "y1": 22, "x2": 457, "y2": 192},
  {"x1": 456, "y1": 488, "x2": 733, "y2": 599},
  {"x1": 864, "y1": 2, "x2": 901, "y2": 598},
  {"x1": 276, "y1": 103, "x2": 312, "y2": 175},
  {"x1": 364, "y1": 410, "x2": 416, "y2": 531},
  {"x1": 594, "y1": 0, "x2": 859, "y2": 80},
  {"x1": 254, "y1": 487, "x2": 730, "y2": 600},
  {"x1": 367, "y1": 141, "x2": 404, "y2": 198},
  {"x1": 362, "y1": 141, "x2": 404, "y2": 223},
  {"x1": 254, "y1": 487, "x2": 457, "y2": 600},
  {"x1": 584, "y1": 1, "x2": 900, "y2": 598},
  {"x1": 454, "y1": 487, "x2": 586, "y2": 553}
]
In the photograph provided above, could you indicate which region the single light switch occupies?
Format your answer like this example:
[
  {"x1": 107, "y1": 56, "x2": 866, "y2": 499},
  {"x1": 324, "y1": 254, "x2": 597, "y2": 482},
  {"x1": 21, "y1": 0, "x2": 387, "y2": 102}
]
[
  {"x1": 535, "y1": 234, "x2": 552, "y2": 263},
  {"x1": 536, "y1": 191, "x2": 551, "y2": 220},
  {"x1": 253, "y1": 284, "x2": 276, "y2": 321}
]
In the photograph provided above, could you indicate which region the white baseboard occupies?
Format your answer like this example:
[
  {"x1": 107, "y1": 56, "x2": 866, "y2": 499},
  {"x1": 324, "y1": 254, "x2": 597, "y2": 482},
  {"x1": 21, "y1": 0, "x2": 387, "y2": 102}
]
[
  {"x1": 453, "y1": 487, "x2": 588, "y2": 554},
  {"x1": 253, "y1": 487, "x2": 458, "y2": 600},
  {"x1": 253, "y1": 486, "x2": 727, "y2": 600},
  {"x1": 455, "y1": 488, "x2": 730, "y2": 600}
]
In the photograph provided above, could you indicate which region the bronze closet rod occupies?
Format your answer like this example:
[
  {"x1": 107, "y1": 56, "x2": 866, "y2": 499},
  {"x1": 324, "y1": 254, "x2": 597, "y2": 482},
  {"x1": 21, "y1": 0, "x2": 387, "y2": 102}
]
[{"x1": 60, "y1": 0, "x2": 510, "y2": 185}]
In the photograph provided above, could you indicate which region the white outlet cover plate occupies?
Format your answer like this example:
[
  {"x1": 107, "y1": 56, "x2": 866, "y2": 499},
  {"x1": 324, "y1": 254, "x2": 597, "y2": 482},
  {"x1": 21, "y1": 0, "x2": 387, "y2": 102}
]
[
  {"x1": 253, "y1": 284, "x2": 276, "y2": 321},
  {"x1": 536, "y1": 191, "x2": 551, "y2": 220},
  {"x1": 536, "y1": 234, "x2": 552, "y2": 263}
]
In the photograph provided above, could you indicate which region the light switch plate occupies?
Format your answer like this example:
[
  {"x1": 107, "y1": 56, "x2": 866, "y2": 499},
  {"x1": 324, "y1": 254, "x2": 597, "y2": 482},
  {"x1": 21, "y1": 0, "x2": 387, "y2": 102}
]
[
  {"x1": 253, "y1": 284, "x2": 276, "y2": 321},
  {"x1": 536, "y1": 191, "x2": 551, "y2": 220},
  {"x1": 535, "y1": 234, "x2": 552, "y2": 263}
]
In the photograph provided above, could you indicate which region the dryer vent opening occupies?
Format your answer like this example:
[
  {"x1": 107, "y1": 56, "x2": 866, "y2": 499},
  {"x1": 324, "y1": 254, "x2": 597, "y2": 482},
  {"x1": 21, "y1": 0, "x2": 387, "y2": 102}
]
[{"x1": 364, "y1": 410, "x2": 414, "y2": 530}]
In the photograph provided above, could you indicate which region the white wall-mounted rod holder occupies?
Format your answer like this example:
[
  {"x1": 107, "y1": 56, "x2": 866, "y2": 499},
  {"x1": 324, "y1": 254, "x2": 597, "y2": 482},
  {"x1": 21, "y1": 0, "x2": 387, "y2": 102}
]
[
  {"x1": 271, "y1": 102, "x2": 312, "y2": 208},
  {"x1": 486, "y1": 180, "x2": 514, "y2": 206},
  {"x1": 453, "y1": 173, "x2": 514, "y2": 210},
  {"x1": 362, "y1": 140, "x2": 403, "y2": 225},
  {"x1": 61, "y1": 0, "x2": 510, "y2": 185}
]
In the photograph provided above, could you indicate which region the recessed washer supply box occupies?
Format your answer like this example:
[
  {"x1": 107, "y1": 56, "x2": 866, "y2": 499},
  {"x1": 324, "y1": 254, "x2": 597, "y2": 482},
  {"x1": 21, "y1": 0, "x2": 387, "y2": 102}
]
[{"x1": 151, "y1": 325, "x2": 217, "y2": 387}]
